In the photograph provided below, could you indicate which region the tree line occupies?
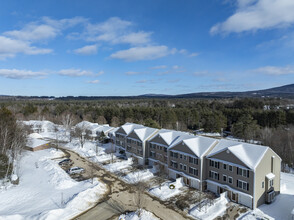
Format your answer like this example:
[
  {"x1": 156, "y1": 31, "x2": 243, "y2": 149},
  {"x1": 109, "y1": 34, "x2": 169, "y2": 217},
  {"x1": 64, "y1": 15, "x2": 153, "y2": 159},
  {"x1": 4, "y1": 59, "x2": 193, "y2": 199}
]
[{"x1": 0, "y1": 97, "x2": 294, "y2": 168}]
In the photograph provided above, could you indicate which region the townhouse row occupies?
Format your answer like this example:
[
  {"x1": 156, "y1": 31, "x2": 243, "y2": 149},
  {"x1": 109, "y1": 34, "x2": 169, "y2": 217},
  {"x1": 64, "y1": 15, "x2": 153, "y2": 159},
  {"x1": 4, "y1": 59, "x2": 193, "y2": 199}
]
[{"x1": 115, "y1": 122, "x2": 281, "y2": 209}]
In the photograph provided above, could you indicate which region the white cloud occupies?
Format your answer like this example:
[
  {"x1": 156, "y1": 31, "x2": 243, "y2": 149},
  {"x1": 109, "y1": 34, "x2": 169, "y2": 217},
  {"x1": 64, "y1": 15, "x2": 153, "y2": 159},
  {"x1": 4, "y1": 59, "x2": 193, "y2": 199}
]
[
  {"x1": 74, "y1": 45, "x2": 97, "y2": 55},
  {"x1": 253, "y1": 65, "x2": 294, "y2": 75},
  {"x1": 151, "y1": 65, "x2": 167, "y2": 69},
  {"x1": 87, "y1": 79, "x2": 100, "y2": 84},
  {"x1": 125, "y1": 71, "x2": 141, "y2": 75},
  {"x1": 189, "y1": 52, "x2": 199, "y2": 57},
  {"x1": 58, "y1": 69, "x2": 95, "y2": 77},
  {"x1": 135, "y1": 79, "x2": 155, "y2": 84},
  {"x1": 172, "y1": 65, "x2": 180, "y2": 70},
  {"x1": 211, "y1": 0, "x2": 294, "y2": 34},
  {"x1": 0, "y1": 36, "x2": 52, "y2": 60},
  {"x1": 110, "y1": 45, "x2": 171, "y2": 61},
  {"x1": 0, "y1": 69, "x2": 47, "y2": 79},
  {"x1": 0, "y1": 17, "x2": 86, "y2": 59},
  {"x1": 4, "y1": 17, "x2": 86, "y2": 42},
  {"x1": 84, "y1": 17, "x2": 152, "y2": 45}
]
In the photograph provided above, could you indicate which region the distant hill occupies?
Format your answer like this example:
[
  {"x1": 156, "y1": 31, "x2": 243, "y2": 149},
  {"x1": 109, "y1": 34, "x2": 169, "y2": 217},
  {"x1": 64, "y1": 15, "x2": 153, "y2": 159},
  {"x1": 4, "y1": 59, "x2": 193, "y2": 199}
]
[
  {"x1": 1, "y1": 84, "x2": 294, "y2": 100},
  {"x1": 140, "y1": 84, "x2": 294, "y2": 99}
]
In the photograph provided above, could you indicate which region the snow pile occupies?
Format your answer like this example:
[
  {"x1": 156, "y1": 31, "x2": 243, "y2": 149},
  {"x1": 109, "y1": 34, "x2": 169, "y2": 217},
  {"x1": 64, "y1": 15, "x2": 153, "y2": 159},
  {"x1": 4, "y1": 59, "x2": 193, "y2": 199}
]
[
  {"x1": 104, "y1": 158, "x2": 133, "y2": 173},
  {"x1": 65, "y1": 140, "x2": 116, "y2": 163},
  {"x1": 118, "y1": 209, "x2": 159, "y2": 220},
  {"x1": 38, "y1": 178, "x2": 107, "y2": 220},
  {"x1": 149, "y1": 178, "x2": 185, "y2": 200},
  {"x1": 28, "y1": 133, "x2": 43, "y2": 139},
  {"x1": 0, "y1": 149, "x2": 107, "y2": 220},
  {"x1": 40, "y1": 158, "x2": 77, "y2": 190},
  {"x1": 189, "y1": 192, "x2": 229, "y2": 220},
  {"x1": 122, "y1": 169, "x2": 154, "y2": 184}
]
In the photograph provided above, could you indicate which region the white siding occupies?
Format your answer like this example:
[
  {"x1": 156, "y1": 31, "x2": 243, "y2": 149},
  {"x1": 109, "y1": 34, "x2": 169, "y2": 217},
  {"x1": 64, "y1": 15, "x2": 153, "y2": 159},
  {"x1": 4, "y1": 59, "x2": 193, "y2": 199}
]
[
  {"x1": 190, "y1": 179, "x2": 200, "y2": 189},
  {"x1": 238, "y1": 193, "x2": 253, "y2": 209},
  {"x1": 138, "y1": 157, "x2": 144, "y2": 166},
  {"x1": 207, "y1": 181, "x2": 218, "y2": 194},
  {"x1": 169, "y1": 169, "x2": 177, "y2": 180}
]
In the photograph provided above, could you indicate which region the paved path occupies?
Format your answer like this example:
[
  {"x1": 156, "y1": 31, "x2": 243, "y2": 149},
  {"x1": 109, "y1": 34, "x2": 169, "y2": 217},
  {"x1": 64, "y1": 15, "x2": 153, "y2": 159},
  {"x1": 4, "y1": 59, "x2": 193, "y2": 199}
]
[{"x1": 59, "y1": 148, "x2": 192, "y2": 220}]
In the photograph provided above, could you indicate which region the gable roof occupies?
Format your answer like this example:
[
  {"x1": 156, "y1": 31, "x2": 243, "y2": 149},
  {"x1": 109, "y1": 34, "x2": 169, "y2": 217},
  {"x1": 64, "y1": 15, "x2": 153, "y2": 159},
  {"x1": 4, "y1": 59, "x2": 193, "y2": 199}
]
[
  {"x1": 133, "y1": 127, "x2": 159, "y2": 142},
  {"x1": 149, "y1": 129, "x2": 194, "y2": 146},
  {"x1": 120, "y1": 122, "x2": 145, "y2": 135},
  {"x1": 175, "y1": 136, "x2": 218, "y2": 158},
  {"x1": 207, "y1": 139, "x2": 269, "y2": 170}
]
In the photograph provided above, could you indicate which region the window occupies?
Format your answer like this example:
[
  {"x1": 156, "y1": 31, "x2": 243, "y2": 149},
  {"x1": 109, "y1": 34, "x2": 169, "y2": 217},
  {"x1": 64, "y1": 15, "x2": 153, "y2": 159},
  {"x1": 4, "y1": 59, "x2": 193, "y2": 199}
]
[
  {"x1": 150, "y1": 151, "x2": 156, "y2": 158},
  {"x1": 262, "y1": 181, "x2": 264, "y2": 188},
  {"x1": 209, "y1": 170, "x2": 219, "y2": 180},
  {"x1": 164, "y1": 155, "x2": 167, "y2": 162},
  {"x1": 223, "y1": 164, "x2": 227, "y2": 170},
  {"x1": 174, "y1": 153, "x2": 178, "y2": 158},
  {"x1": 237, "y1": 167, "x2": 249, "y2": 178},
  {"x1": 237, "y1": 180, "x2": 249, "y2": 191},
  {"x1": 184, "y1": 155, "x2": 187, "y2": 160},
  {"x1": 180, "y1": 163, "x2": 183, "y2": 170},
  {"x1": 127, "y1": 145, "x2": 131, "y2": 151},
  {"x1": 270, "y1": 179, "x2": 274, "y2": 187},
  {"x1": 229, "y1": 165, "x2": 233, "y2": 172},
  {"x1": 164, "y1": 147, "x2": 167, "y2": 152},
  {"x1": 189, "y1": 167, "x2": 198, "y2": 176},
  {"x1": 170, "y1": 151, "x2": 174, "y2": 157},
  {"x1": 189, "y1": 156, "x2": 198, "y2": 165},
  {"x1": 170, "y1": 161, "x2": 178, "y2": 169},
  {"x1": 180, "y1": 154, "x2": 182, "y2": 159},
  {"x1": 183, "y1": 165, "x2": 187, "y2": 171},
  {"x1": 137, "y1": 141, "x2": 142, "y2": 147},
  {"x1": 223, "y1": 175, "x2": 227, "y2": 182},
  {"x1": 228, "y1": 176, "x2": 233, "y2": 184},
  {"x1": 127, "y1": 138, "x2": 131, "y2": 143}
]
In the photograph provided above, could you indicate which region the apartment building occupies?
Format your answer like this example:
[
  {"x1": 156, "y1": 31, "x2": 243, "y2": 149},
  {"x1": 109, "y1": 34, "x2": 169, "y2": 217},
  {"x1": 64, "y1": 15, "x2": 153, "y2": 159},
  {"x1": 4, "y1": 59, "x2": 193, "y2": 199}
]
[
  {"x1": 168, "y1": 136, "x2": 218, "y2": 190},
  {"x1": 115, "y1": 123, "x2": 145, "y2": 151},
  {"x1": 147, "y1": 129, "x2": 192, "y2": 173},
  {"x1": 114, "y1": 124, "x2": 281, "y2": 209},
  {"x1": 125, "y1": 127, "x2": 158, "y2": 165},
  {"x1": 205, "y1": 139, "x2": 281, "y2": 209}
]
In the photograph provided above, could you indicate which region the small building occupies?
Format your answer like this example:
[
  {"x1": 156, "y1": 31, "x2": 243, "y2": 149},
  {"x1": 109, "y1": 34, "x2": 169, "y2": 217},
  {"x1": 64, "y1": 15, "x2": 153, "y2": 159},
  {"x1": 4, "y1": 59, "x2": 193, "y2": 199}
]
[{"x1": 25, "y1": 137, "x2": 51, "y2": 152}]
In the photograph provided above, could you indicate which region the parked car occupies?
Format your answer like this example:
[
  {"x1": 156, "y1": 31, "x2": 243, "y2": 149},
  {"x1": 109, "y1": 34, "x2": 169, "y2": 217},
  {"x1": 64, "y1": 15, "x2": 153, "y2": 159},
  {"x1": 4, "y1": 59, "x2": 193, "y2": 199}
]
[
  {"x1": 66, "y1": 167, "x2": 85, "y2": 175},
  {"x1": 58, "y1": 158, "x2": 73, "y2": 167}
]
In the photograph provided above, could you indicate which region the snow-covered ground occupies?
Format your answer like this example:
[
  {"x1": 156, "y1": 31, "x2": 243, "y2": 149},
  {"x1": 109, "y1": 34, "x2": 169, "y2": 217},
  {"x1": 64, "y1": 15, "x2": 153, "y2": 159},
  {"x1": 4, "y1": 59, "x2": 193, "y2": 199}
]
[
  {"x1": 239, "y1": 172, "x2": 294, "y2": 220},
  {"x1": 0, "y1": 149, "x2": 107, "y2": 220},
  {"x1": 118, "y1": 209, "x2": 159, "y2": 220},
  {"x1": 122, "y1": 169, "x2": 154, "y2": 184},
  {"x1": 103, "y1": 158, "x2": 133, "y2": 173},
  {"x1": 189, "y1": 192, "x2": 229, "y2": 220},
  {"x1": 149, "y1": 178, "x2": 186, "y2": 200}
]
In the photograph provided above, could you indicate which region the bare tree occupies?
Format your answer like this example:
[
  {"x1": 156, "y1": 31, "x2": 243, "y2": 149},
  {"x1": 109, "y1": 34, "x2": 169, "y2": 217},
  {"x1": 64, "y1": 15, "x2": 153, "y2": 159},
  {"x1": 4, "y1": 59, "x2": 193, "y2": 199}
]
[
  {"x1": 71, "y1": 126, "x2": 91, "y2": 148},
  {"x1": 61, "y1": 113, "x2": 75, "y2": 142},
  {"x1": 0, "y1": 108, "x2": 26, "y2": 182},
  {"x1": 133, "y1": 181, "x2": 149, "y2": 214}
]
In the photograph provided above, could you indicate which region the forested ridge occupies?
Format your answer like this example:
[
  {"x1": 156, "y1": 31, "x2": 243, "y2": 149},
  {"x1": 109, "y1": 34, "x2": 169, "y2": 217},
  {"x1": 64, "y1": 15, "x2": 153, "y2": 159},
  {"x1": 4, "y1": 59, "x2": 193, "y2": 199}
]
[{"x1": 1, "y1": 97, "x2": 294, "y2": 167}]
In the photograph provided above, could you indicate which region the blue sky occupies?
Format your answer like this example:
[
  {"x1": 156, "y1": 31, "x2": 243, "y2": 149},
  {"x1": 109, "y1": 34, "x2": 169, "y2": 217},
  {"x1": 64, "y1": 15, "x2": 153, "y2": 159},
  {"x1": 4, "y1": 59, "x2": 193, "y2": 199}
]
[{"x1": 0, "y1": 0, "x2": 294, "y2": 96}]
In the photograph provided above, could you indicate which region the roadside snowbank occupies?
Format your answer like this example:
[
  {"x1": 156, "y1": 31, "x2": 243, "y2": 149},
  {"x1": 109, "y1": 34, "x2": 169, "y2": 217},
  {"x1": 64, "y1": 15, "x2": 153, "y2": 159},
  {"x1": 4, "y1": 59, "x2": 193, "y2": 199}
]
[
  {"x1": 118, "y1": 209, "x2": 159, "y2": 220},
  {"x1": 0, "y1": 149, "x2": 107, "y2": 220}
]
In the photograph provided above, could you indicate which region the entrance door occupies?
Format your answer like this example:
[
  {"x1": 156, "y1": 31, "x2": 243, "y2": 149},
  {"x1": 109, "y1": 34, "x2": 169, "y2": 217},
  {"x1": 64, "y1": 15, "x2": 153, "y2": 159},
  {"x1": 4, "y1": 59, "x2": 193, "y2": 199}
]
[
  {"x1": 232, "y1": 192, "x2": 237, "y2": 202},
  {"x1": 186, "y1": 178, "x2": 190, "y2": 186}
]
